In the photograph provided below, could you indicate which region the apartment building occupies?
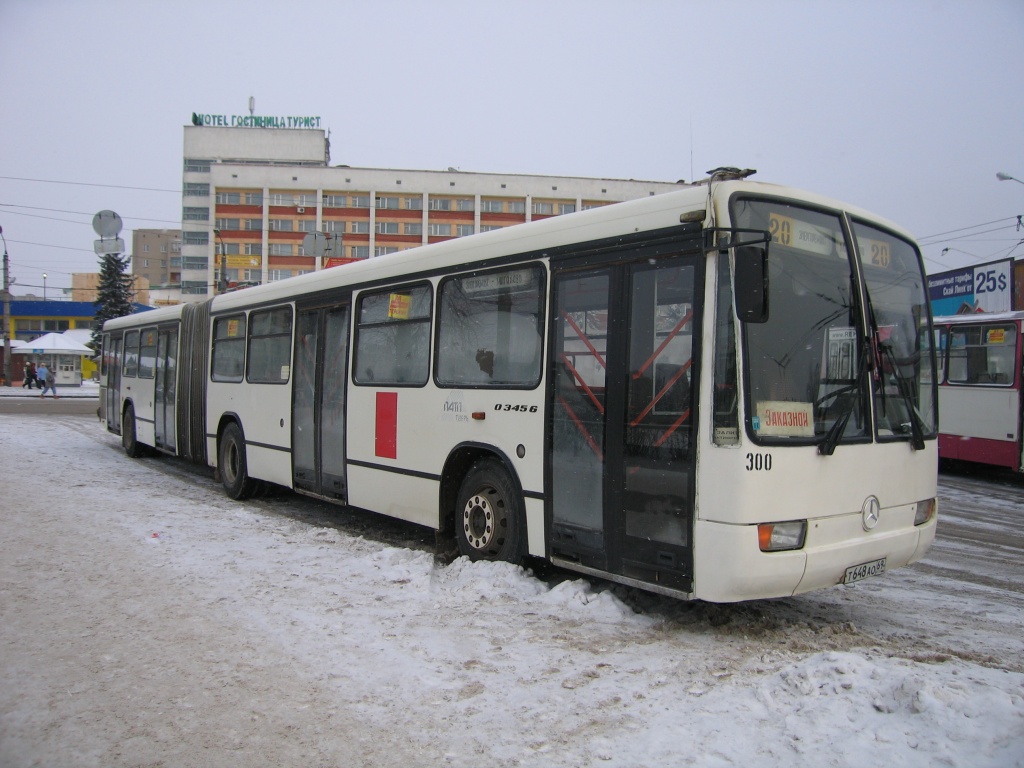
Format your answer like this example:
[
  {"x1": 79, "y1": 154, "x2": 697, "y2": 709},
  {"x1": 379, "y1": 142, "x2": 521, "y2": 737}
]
[{"x1": 132, "y1": 228, "x2": 181, "y2": 290}]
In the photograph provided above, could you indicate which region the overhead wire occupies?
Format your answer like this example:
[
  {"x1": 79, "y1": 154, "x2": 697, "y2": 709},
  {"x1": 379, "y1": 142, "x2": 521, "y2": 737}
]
[
  {"x1": 0, "y1": 203, "x2": 181, "y2": 227},
  {"x1": 916, "y1": 216, "x2": 1020, "y2": 244},
  {"x1": 0, "y1": 175, "x2": 180, "y2": 194}
]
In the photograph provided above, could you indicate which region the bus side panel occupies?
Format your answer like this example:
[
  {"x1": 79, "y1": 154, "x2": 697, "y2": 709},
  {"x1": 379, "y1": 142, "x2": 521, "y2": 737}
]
[
  {"x1": 346, "y1": 384, "x2": 545, "y2": 538},
  {"x1": 347, "y1": 465, "x2": 439, "y2": 528},
  {"x1": 136, "y1": 403, "x2": 157, "y2": 448},
  {"x1": 207, "y1": 380, "x2": 293, "y2": 484},
  {"x1": 524, "y1": 497, "x2": 545, "y2": 557},
  {"x1": 245, "y1": 444, "x2": 294, "y2": 488},
  {"x1": 122, "y1": 380, "x2": 157, "y2": 449},
  {"x1": 938, "y1": 385, "x2": 1020, "y2": 469}
]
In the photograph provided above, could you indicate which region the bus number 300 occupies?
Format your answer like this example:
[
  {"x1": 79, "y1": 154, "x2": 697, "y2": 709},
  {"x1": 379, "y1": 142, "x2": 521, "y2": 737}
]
[{"x1": 746, "y1": 452, "x2": 773, "y2": 471}]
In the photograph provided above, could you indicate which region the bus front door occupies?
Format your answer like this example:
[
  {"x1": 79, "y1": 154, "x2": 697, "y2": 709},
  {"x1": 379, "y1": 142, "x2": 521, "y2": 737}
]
[
  {"x1": 293, "y1": 305, "x2": 350, "y2": 500},
  {"x1": 105, "y1": 336, "x2": 122, "y2": 434},
  {"x1": 551, "y1": 255, "x2": 701, "y2": 593}
]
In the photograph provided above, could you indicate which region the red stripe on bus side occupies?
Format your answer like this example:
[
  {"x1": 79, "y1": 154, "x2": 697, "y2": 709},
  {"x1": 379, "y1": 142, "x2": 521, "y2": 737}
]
[{"x1": 375, "y1": 392, "x2": 398, "y2": 459}]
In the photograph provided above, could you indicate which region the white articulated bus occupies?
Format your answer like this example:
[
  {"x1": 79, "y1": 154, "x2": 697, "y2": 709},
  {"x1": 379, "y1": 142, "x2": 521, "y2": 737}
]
[{"x1": 101, "y1": 170, "x2": 938, "y2": 602}]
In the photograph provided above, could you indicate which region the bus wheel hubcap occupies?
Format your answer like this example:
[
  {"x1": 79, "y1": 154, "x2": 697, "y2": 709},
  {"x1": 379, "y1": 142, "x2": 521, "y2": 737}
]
[{"x1": 463, "y1": 493, "x2": 495, "y2": 550}]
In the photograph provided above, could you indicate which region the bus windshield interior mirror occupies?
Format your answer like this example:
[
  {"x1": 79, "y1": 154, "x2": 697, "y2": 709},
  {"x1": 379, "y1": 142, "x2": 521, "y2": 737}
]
[{"x1": 734, "y1": 244, "x2": 769, "y2": 323}]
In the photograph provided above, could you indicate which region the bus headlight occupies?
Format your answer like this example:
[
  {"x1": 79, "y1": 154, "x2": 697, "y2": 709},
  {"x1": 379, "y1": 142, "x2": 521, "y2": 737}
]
[
  {"x1": 757, "y1": 521, "x2": 807, "y2": 552},
  {"x1": 914, "y1": 498, "x2": 936, "y2": 526}
]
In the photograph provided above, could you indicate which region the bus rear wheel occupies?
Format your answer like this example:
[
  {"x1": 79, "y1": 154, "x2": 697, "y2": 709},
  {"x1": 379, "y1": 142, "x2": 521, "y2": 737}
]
[
  {"x1": 219, "y1": 423, "x2": 258, "y2": 500},
  {"x1": 455, "y1": 459, "x2": 524, "y2": 563}
]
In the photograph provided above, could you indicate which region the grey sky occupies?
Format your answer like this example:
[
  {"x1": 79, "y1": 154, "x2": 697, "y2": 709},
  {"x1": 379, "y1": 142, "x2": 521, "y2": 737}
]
[{"x1": 1, "y1": 0, "x2": 1022, "y2": 294}]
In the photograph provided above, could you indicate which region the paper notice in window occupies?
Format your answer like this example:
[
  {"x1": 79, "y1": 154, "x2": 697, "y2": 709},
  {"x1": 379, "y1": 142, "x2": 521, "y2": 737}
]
[
  {"x1": 388, "y1": 293, "x2": 411, "y2": 320},
  {"x1": 754, "y1": 401, "x2": 814, "y2": 437}
]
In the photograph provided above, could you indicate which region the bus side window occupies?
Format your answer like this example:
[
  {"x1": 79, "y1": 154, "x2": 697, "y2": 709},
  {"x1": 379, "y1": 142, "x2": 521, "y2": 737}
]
[
  {"x1": 138, "y1": 328, "x2": 158, "y2": 379},
  {"x1": 948, "y1": 324, "x2": 1016, "y2": 386},
  {"x1": 967, "y1": 344, "x2": 988, "y2": 384},
  {"x1": 436, "y1": 266, "x2": 544, "y2": 388},
  {"x1": 123, "y1": 330, "x2": 140, "y2": 377},
  {"x1": 984, "y1": 325, "x2": 1016, "y2": 385},
  {"x1": 354, "y1": 284, "x2": 432, "y2": 386},
  {"x1": 247, "y1": 307, "x2": 293, "y2": 384},
  {"x1": 212, "y1": 314, "x2": 247, "y2": 382},
  {"x1": 947, "y1": 328, "x2": 972, "y2": 383},
  {"x1": 988, "y1": 358, "x2": 1007, "y2": 384}
]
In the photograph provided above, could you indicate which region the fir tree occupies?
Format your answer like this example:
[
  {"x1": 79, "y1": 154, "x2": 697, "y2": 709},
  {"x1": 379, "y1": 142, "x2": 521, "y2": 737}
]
[{"x1": 90, "y1": 252, "x2": 134, "y2": 351}]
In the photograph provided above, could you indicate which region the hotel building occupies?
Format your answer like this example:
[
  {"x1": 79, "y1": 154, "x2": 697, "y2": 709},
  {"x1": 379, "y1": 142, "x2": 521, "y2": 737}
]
[{"x1": 179, "y1": 121, "x2": 685, "y2": 299}]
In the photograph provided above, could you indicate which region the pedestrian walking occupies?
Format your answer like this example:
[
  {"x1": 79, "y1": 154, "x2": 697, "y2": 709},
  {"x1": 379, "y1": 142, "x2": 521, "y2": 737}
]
[
  {"x1": 38, "y1": 363, "x2": 58, "y2": 399},
  {"x1": 22, "y1": 361, "x2": 38, "y2": 389}
]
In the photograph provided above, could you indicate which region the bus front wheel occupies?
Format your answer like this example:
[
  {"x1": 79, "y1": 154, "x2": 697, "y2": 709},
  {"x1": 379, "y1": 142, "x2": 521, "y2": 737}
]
[
  {"x1": 122, "y1": 404, "x2": 146, "y2": 458},
  {"x1": 455, "y1": 459, "x2": 524, "y2": 564},
  {"x1": 219, "y1": 423, "x2": 257, "y2": 500}
]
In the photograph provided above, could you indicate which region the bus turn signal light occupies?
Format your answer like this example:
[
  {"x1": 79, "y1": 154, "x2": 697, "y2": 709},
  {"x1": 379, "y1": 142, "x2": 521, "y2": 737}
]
[
  {"x1": 758, "y1": 521, "x2": 807, "y2": 552},
  {"x1": 914, "y1": 498, "x2": 936, "y2": 526}
]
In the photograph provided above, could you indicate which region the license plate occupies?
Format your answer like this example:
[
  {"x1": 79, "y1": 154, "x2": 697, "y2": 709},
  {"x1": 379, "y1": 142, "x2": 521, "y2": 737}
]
[{"x1": 844, "y1": 557, "x2": 887, "y2": 584}]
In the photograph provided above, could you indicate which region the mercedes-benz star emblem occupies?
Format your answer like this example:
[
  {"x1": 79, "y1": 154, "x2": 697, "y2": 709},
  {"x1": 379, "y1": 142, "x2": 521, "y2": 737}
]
[{"x1": 862, "y1": 496, "x2": 881, "y2": 531}]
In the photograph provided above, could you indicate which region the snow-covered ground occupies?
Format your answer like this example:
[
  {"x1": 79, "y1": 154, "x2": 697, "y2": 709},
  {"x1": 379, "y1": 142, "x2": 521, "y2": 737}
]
[{"x1": 1, "y1": 414, "x2": 1022, "y2": 767}]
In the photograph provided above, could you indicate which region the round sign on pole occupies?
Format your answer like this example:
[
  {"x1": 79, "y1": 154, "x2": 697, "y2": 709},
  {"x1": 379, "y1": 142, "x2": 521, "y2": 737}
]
[
  {"x1": 93, "y1": 210, "x2": 123, "y2": 238},
  {"x1": 302, "y1": 232, "x2": 327, "y2": 258}
]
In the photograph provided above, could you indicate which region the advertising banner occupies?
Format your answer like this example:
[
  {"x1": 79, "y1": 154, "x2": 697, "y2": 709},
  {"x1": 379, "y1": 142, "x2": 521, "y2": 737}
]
[
  {"x1": 225, "y1": 255, "x2": 262, "y2": 269},
  {"x1": 927, "y1": 259, "x2": 1012, "y2": 316}
]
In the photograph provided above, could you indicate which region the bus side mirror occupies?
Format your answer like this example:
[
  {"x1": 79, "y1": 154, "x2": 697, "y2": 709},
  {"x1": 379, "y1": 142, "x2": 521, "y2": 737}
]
[{"x1": 734, "y1": 245, "x2": 769, "y2": 323}]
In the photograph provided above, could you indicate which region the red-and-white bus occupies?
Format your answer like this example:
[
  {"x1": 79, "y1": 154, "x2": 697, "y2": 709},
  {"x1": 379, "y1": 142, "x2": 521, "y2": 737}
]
[
  {"x1": 932, "y1": 311, "x2": 1024, "y2": 472},
  {"x1": 100, "y1": 172, "x2": 938, "y2": 602}
]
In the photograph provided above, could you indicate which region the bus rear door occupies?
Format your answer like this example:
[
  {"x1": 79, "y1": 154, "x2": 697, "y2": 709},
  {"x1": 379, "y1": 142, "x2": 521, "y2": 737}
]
[
  {"x1": 293, "y1": 302, "x2": 351, "y2": 500},
  {"x1": 154, "y1": 327, "x2": 178, "y2": 453}
]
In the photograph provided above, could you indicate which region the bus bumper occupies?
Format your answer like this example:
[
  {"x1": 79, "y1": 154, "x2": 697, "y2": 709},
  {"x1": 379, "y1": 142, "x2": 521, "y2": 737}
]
[{"x1": 692, "y1": 503, "x2": 937, "y2": 603}]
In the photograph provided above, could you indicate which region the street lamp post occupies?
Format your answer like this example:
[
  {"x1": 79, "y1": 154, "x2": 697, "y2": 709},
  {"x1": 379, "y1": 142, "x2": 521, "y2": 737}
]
[
  {"x1": 213, "y1": 229, "x2": 227, "y2": 294},
  {"x1": 1, "y1": 225, "x2": 12, "y2": 387},
  {"x1": 996, "y1": 171, "x2": 1024, "y2": 186},
  {"x1": 42, "y1": 272, "x2": 47, "y2": 301}
]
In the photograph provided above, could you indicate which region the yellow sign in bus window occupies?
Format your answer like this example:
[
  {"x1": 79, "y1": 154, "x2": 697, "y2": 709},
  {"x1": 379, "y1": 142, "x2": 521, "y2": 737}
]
[
  {"x1": 388, "y1": 293, "x2": 411, "y2": 320},
  {"x1": 769, "y1": 212, "x2": 839, "y2": 257},
  {"x1": 987, "y1": 328, "x2": 1006, "y2": 344},
  {"x1": 860, "y1": 237, "x2": 891, "y2": 268}
]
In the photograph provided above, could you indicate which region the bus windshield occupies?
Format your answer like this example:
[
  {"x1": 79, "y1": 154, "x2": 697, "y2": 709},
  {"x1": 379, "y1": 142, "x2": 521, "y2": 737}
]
[
  {"x1": 853, "y1": 220, "x2": 937, "y2": 442},
  {"x1": 731, "y1": 198, "x2": 936, "y2": 447}
]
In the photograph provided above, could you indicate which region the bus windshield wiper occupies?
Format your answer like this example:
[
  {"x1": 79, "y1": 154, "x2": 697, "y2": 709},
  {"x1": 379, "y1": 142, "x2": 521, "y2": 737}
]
[
  {"x1": 818, "y1": 397, "x2": 854, "y2": 456},
  {"x1": 862, "y1": 283, "x2": 925, "y2": 452},
  {"x1": 879, "y1": 341, "x2": 926, "y2": 451},
  {"x1": 818, "y1": 342, "x2": 868, "y2": 456}
]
